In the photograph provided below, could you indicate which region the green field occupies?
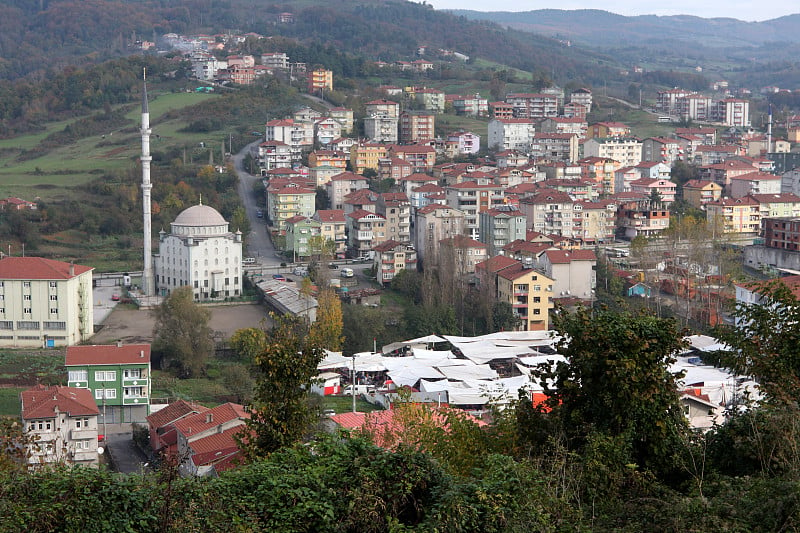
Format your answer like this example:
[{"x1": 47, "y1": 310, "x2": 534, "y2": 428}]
[
  {"x1": 0, "y1": 350, "x2": 66, "y2": 416},
  {"x1": 0, "y1": 91, "x2": 218, "y2": 198}
]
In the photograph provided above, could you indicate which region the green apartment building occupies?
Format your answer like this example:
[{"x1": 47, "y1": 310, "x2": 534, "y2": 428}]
[{"x1": 65, "y1": 343, "x2": 151, "y2": 423}]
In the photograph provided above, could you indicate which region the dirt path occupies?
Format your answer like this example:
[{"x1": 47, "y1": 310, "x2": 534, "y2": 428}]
[{"x1": 91, "y1": 303, "x2": 271, "y2": 344}]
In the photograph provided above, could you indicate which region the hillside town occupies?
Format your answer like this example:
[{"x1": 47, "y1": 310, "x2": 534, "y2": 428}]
[{"x1": 5, "y1": 17, "x2": 800, "y2": 488}]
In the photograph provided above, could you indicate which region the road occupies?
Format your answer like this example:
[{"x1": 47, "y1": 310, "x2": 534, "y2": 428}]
[{"x1": 232, "y1": 141, "x2": 282, "y2": 268}]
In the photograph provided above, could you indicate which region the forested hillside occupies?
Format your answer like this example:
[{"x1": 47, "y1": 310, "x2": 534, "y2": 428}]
[{"x1": 0, "y1": 0, "x2": 619, "y2": 84}]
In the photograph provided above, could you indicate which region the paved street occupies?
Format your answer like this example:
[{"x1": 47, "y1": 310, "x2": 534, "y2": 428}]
[
  {"x1": 103, "y1": 425, "x2": 150, "y2": 474},
  {"x1": 232, "y1": 141, "x2": 282, "y2": 268}
]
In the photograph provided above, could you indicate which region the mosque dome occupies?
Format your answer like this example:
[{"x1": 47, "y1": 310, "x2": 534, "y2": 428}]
[{"x1": 173, "y1": 204, "x2": 227, "y2": 227}]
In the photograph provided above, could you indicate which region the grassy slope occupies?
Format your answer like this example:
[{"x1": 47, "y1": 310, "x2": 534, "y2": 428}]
[{"x1": 0, "y1": 91, "x2": 217, "y2": 199}]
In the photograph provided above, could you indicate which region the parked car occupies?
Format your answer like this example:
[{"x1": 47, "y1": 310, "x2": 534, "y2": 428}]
[
  {"x1": 111, "y1": 293, "x2": 120, "y2": 301},
  {"x1": 272, "y1": 274, "x2": 286, "y2": 281},
  {"x1": 328, "y1": 263, "x2": 339, "y2": 270},
  {"x1": 341, "y1": 268, "x2": 354, "y2": 278},
  {"x1": 293, "y1": 267, "x2": 308, "y2": 276},
  {"x1": 243, "y1": 257, "x2": 257, "y2": 265},
  {"x1": 256, "y1": 210, "x2": 263, "y2": 218}
]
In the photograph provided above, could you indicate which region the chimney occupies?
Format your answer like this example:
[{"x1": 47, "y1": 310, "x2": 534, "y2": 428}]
[
  {"x1": 140, "y1": 350, "x2": 144, "y2": 358},
  {"x1": 116, "y1": 341, "x2": 122, "y2": 348},
  {"x1": 206, "y1": 413, "x2": 213, "y2": 424},
  {"x1": 69, "y1": 262, "x2": 75, "y2": 276}
]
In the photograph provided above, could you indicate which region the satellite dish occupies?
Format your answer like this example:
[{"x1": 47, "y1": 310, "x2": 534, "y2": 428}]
[{"x1": 97, "y1": 447, "x2": 105, "y2": 455}]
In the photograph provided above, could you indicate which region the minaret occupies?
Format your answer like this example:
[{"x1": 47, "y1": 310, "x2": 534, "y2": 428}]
[
  {"x1": 767, "y1": 103, "x2": 773, "y2": 154},
  {"x1": 141, "y1": 69, "x2": 154, "y2": 296}
]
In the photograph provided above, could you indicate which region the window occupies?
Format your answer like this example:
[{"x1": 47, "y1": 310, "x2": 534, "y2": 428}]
[
  {"x1": 123, "y1": 369, "x2": 141, "y2": 379},
  {"x1": 49, "y1": 308, "x2": 58, "y2": 315},
  {"x1": 0, "y1": 321, "x2": 10, "y2": 329},
  {"x1": 95, "y1": 389, "x2": 116, "y2": 400},
  {"x1": 49, "y1": 281, "x2": 57, "y2": 288},
  {"x1": 17, "y1": 321, "x2": 38, "y2": 329},
  {"x1": 124, "y1": 386, "x2": 145, "y2": 398},
  {"x1": 68, "y1": 370, "x2": 88, "y2": 381},
  {"x1": 23, "y1": 282, "x2": 30, "y2": 288},
  {"x1": 75, "y1": 440, "x2": 91, "y2": 450},
  {"x1": 23, "y1": 294, "x2": 31, "y2": 301},
  {"x1": 94, "y1": 371, "x2": 116, "y2": 382},
  {"x1": 49, "y1": 294, "x2": 57, "y2": 301},
  {"x1": 75, "y1": 417, "x2": 89, "y2": 428},
  {"x1": 23, "y1": 308, "x2": 32, "y2": 314}
]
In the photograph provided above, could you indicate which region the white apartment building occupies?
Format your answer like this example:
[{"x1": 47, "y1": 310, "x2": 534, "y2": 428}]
[{"x1": 0, "y1": 257, "x2": 94, "y2": 348}]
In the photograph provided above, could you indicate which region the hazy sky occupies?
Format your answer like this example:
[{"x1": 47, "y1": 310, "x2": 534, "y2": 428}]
[{"x1": 425, "y1": 1, "x2": 797, "y2": 22}]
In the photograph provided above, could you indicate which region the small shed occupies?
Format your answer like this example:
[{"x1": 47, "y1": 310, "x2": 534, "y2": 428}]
[{"x1": 312, "y1": 372, "x2": 342, "y2": 396}]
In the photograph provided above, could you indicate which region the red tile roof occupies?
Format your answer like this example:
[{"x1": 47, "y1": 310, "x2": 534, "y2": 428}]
[
  {"x1": 0, "y1": 257, "x2": 93, "y2": 280},
  {"x1": 21, "y1": 385, "x2": 99, "y2": 420},
  {"x1": 543, "y1": 249, "x2": 596, "y2": 264},
  {"x1": 347, "y1": 209, "x2": 385, "y2": 220},
  {"x1": 315, "y1": 209, "x2": 346, "y2": 223},
  {"x1": 173, "y1": 403, "x2": 249, "y2": 439},
  {"x1": 66, "y1": 344, "x2": 151, "y2": 366},
  {"x1": 373, "y1": 239, "x2": 405, "y2": 252},
  {"x1": 476, "y1": 255, "x2": 519, "y2": 274},
  {"x1": 146, "y1": 399, "x2": 209, "y2": 430}
]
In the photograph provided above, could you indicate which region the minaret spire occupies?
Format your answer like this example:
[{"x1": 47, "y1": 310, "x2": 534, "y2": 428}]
[{"x1": 141, "y1": 68, "x2": 154, "y2": 296}]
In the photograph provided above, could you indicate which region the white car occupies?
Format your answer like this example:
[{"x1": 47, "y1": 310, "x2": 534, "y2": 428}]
[
  {"x1": 293, "y1": 267, "x2": 308, "y2": 276},
  {"x1": 340, "y1": 268, "x2": 354, "y2": 278}
]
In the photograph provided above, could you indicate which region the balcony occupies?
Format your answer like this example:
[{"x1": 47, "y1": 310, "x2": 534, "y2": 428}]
[
  {"x1": 73, "y1": 450, "x2": 98, "y2": 462},
  {"x1": 71, "y1": 429, "x2": 96, "y2": 440}
]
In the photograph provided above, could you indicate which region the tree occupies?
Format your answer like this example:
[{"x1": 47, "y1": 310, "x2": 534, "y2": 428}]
[
  {"x1": 229, "y1": 207, "x2": 251, "y2": 243},
  {"x1": 538, "y1": 306, "x2": 689, "y2": 478},
  {"x1": 713, "y1": 278, "x2": 800, "y2": 405},
  {"x1": 230, "y1": 327, "x2": 267, "y2": 362},
  {"x1": 240, "y1": 314, "x2": 324, "y2": 458},
  {"x1": 307, "y1": 289, "x2": 344, "y2": 351},
  {"x1": 152, "y1": 286, "x2": 214, "y2": 378},
  {"x1": 221, "y1": 364, "x2": 255, "y2": 404}
]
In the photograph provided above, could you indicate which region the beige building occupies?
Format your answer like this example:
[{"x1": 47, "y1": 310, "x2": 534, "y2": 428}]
[
  {"x1": 21, "y1": 385, "x2": 100, "y2": 467},
  {"x1": 373, "y1": 240, "x2": 417, "y2": 286},
  {"x1": 682, "y1": 180, "x2": 723, "y2": 210},
  {"x1": 314, "y1": 210, "x2": 347, "y2": 257},
  {"x1": 413, "y1": 204, "x2": 467, "y2": 266},
  {"x1": 582, "y1": 137, "x2": 643, "y2": 168},
  {"x1": 376, "y1": 192, "x2": 412, "y2": 243},
  {"x1": 439, "y1": 235, "x2": 488, "y2": 274},
  {"x1": 0, "y1": 257, "x2": 93, "y2": 348}
]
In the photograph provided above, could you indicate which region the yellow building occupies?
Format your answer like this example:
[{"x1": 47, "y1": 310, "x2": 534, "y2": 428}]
[
  {"x1": 308, "y1": 68, "x2": 333, "y2": 92},
  {"x1": 683, "y1": 180, "x2": 723, "y2": 210},
  {"x1": 350, "y1": 143, "x2": 388, "y2": 174},
  {"x1": 497, "y1": 264, "x2": 554, "y2": 331},
  {"x1": 705, "y1": 196, "x2": 760, "y2": 235},
  {"x1": 477, "y1": 256, "x2": 554, "y2": 331}
]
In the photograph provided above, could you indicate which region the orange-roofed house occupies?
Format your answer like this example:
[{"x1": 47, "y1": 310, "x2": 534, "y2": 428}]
[
  {"x1": 66, "y1": 344, "x2": 152, "y2": 423},
  {"x1": 21, "y1": 384, "x2": 100, "y2": 467},
  {"x1": 0, "y1": 257, "x2": 94, "y2": 348},
  {"x1": 493, "y1": 260, "x2": 554, "y2": 331},
  {"x1": 172, "y1": 402, "x2": 250, "y2": 477},
  {"x1": 682, "y1": 180, "x2": 723, "y2": 209},
  {"x1": 146, "y1": 399, "x2": 210, "y2": 455}
]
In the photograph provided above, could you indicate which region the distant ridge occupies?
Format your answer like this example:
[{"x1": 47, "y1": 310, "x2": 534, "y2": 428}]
[{"x1": 448, "y1": 9, "x2": 800, "y2": 47}]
